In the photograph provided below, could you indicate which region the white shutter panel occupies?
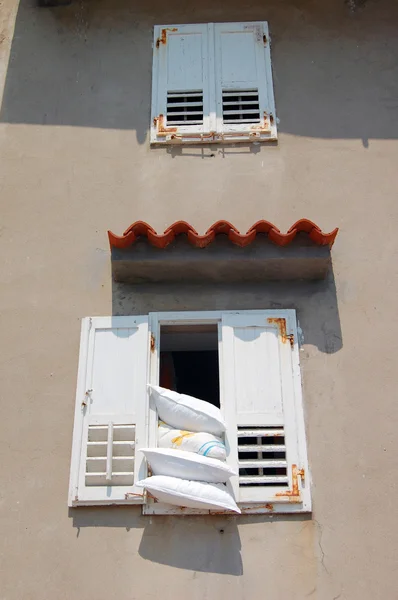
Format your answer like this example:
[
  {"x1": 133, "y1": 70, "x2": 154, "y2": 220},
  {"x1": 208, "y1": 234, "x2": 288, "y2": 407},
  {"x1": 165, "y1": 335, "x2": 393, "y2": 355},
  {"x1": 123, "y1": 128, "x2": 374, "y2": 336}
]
[
  {"x1": 214, "y1": 22, "x2": 277, "y2": 141},
  {"x1": 68, "y1": 316, "x2": 150, "y2": 506},
  {"x1": 221, "y1": 311, "x2": 310, "y2": 510},
  {"x1": 151, "y1": 24, "x2": 214, "y2": 144}
]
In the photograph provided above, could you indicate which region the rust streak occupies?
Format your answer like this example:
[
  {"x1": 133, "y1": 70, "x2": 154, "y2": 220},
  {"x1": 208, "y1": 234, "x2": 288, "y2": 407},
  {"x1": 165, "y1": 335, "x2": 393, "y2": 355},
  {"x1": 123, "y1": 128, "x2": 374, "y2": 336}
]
[
  {"x1": 275, "y1": 464, "x2": 304, "y2": 500},
  {"x1": 267, "y1": 317, "x2": 294, "y2": 347},
  {"x1": 150, "y1": 333, "x2": 155, "y2": 353},
  {"x1": 156, "y1": 27, "x2": 178, "y2": 48},
  {"x1": 263, "y1": 34, "x2": 267, "y2": 45},
  {"x1": 154, "y1": 114, "x2": 177, "y2": 136},
  {"x1": 250, "y1": 112, "x2": 271, "y2": 133},
  {"x1": 240, "y1": 503, "x2": 274, "y2": 514}
]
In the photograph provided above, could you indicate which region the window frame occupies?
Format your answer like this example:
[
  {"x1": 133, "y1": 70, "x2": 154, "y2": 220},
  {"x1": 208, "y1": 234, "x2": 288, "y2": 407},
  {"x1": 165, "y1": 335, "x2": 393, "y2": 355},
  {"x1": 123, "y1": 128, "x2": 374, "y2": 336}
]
[
  {"x1": 150, "y1": 21, "x2": 277, "y2": 145},
  {"x1": 144, "y1": 309, "x2": 310, "y2": 515},
  {"x1": 69, "y1": 310, "x2": 310, "y2": 513}
]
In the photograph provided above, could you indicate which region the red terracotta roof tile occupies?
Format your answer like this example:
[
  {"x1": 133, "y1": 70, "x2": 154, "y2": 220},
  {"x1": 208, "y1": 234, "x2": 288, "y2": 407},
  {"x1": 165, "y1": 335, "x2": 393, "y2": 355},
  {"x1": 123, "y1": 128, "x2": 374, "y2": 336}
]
[{"x1": 108, "y1": 219, "x2": 338, "y2": 250}]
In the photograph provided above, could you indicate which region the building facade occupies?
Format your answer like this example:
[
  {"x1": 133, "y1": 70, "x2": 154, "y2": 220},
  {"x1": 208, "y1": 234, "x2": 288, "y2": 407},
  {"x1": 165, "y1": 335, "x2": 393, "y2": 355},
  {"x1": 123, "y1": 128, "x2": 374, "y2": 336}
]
[{"x1": 1, "y1": 0, "x2": 398, "y2": 598}]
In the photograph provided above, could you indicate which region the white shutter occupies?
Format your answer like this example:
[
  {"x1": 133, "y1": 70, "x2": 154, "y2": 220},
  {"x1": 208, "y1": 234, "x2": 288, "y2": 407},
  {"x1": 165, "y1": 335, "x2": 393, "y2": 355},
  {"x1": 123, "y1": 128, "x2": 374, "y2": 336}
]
[
  {"x1": 221, "y1": 310, "x2": 310, "y2": 510},
  {"x1": 151, "y1": 24, "x2": 214, "y2": 144},
  {"x1": 68, "y1": 316, "x2": 150, "y2": 506},
  {"x1": 214, "y1": 22, "x2": 277, "y2": 141}
]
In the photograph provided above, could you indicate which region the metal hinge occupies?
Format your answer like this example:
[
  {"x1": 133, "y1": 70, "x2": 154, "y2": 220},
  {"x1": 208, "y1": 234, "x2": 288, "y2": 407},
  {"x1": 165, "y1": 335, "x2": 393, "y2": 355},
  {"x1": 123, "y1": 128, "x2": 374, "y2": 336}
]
[
  {"x1": 82, "y1": 389, "x2": 93, "y2": 407},
  {"x1": 286, "y1": 334, "x2": 294, "y2": 349}
]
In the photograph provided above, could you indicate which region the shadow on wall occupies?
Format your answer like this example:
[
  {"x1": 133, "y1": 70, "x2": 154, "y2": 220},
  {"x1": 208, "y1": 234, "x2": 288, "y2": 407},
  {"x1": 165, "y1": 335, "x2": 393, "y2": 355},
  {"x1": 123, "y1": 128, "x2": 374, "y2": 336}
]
[
  {"x1": 1, "y1": 0, "x2": 398, "y2": 145},
  {"x1": 70, "y1": 508, "x2": 311, "y2": 574},
  {"x1": 70, "y1": 507, "x2": 243, "y2": 574},
  {"x1": 111, "y1": 267, "x2": 343, "y2": 354}
]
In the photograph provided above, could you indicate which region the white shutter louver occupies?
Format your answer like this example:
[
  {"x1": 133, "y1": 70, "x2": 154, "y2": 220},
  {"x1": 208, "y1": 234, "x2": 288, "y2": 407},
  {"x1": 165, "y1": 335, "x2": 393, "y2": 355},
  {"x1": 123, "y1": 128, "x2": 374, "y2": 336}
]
[
  {"x1": 221, "y1": 311, "x2": 310, "y2": 511},
  {"x1": 214, "y1": 22, "x2": 277, "y2": 141},
  {"x1": 151, "y1": 24, "x2": 213, "y2": 144},
  {"x1": 68, "y1": 316, "x2": 150, "y2": 506}
]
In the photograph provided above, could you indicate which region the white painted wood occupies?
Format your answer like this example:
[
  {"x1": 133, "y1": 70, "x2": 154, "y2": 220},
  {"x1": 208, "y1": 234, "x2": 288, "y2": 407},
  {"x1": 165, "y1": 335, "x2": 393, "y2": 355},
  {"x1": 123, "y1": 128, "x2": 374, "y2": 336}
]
[
  {"x1": 151, "y1": 24, "x2": 211, "y2": 144},
  {"x1": 143, "y1": 309, "x2": 310, "y2": 515},
  {"x1": 144, "y1": 499, "x2": 306, "y2": 516},
  {"x1": 148, "y1": 312, "x2": 160, "y2": 455},
  {"x1": 214, "y1": 22, "x2": 277, "y2": 141},
  {"x1": 68, "y1": 316, "x2": 150, "y2": 506},
  {"x1": 105, "y1": 422, "x2": 114, "y2": 483},
  {"x1": 221, "y1": 311, "x2": 310, "y2": 509}
]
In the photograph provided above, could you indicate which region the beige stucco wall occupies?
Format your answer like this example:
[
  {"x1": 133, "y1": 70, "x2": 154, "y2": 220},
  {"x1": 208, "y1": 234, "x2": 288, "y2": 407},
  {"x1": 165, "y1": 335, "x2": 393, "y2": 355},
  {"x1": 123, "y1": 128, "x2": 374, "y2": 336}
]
[{"x1": 1, "y1": 0, "x2": 398, "y2": 598}]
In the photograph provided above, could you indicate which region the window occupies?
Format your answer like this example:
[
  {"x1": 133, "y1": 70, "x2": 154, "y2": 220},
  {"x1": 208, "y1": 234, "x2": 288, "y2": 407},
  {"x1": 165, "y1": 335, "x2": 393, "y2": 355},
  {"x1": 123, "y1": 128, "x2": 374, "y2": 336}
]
[
  {"x1": 68, "y1": 310, "x2": 310, "y2": 514},
  {"x1": 150, "y1": 22, "x2": 277, "y2": 145}
]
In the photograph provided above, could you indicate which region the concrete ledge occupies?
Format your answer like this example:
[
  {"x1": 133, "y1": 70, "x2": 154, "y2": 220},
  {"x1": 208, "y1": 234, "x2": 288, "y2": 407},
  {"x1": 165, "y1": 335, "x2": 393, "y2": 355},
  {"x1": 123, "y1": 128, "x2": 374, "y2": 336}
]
[{"x1": 111, "y1": 234, "x2": 331, "y2": 283}]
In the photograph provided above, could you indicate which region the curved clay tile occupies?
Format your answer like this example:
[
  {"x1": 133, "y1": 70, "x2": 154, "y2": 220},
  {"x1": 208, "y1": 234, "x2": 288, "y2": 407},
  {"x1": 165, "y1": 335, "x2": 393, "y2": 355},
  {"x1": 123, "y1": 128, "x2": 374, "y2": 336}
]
[{"x1": 108, "y1": 219, "x2": 338, "y2": 250}]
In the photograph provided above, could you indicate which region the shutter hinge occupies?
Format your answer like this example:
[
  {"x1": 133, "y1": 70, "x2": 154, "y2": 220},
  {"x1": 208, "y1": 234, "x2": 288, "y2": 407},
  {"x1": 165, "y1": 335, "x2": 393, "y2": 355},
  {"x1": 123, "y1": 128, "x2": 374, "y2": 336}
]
[
  {"x1": 82, "y1": 389, "x2": 93, "y2": 407},
  {"x1": 263, "y1": 34, "x2": 267, "y2": 46},
  {"x1": 275, "y1": 464, "x2": 303, "y2": 501},
  {"x1": 267, "y1": 317, "x2": 294, "y2": 348},
  {"x1": 150, "y1": 334, "x2": 155, "y2": 353},
  {"x1": 155, "y1": 27, "x2": 178, "y2": 48}
]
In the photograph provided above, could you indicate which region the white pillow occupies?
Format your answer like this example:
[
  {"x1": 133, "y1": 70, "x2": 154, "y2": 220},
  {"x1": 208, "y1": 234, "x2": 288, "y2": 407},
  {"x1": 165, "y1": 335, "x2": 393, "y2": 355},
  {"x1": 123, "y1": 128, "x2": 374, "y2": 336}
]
[
  {"x1": 158, "y1": 422, "x2": 227, "y2": 461},
  {"x1": 141, "y1": 448, "x2": 236, "y2": 483},
  {"x1": 137, "y1": 475, "x2": 241, "y2": 513},
  {"x1": 148, "y1": 385, "x2": 226, "y2": 435}
]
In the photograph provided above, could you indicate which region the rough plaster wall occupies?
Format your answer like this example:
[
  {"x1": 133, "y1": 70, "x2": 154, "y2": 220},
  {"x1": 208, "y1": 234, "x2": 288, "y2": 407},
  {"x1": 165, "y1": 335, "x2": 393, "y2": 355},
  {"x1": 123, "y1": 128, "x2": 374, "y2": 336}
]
[{"x1": 0, "y1": 0, "x2": 398, "y2": 598}]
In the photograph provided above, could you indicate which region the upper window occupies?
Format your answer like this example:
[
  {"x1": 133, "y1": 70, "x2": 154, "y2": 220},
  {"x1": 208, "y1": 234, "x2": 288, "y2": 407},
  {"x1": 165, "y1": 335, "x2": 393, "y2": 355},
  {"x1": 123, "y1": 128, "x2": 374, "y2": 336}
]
[
  {"x1": 150, "y1": 22, "x2": 277, "y2": 145},
  {"x1": 68, "y1": 310, "x2": 310, "y2": 514}
]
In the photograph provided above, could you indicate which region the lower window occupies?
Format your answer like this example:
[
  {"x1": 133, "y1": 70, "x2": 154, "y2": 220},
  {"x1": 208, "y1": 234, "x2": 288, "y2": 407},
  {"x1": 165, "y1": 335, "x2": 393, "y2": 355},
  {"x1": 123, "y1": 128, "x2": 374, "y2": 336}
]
[{"x1": 68, "y1": 310, "x2": 311, "y2": 514}]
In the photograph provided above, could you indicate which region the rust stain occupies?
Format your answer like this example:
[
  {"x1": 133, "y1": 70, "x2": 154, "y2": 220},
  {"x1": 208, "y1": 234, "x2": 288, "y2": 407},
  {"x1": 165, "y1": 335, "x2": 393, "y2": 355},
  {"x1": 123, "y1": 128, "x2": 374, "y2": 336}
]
[
  {"x1": 154, "y1": 114, "x2": 177, "y2": 136},
  {"x1": 167, "y1": 131, "x2": 217, "y2": 142},
  {"x1": 250, "y1": 112, "x2": 271, "y2": 133},
  {"x1": 240, "y1": 503, "x2": 274, "y2": 513},
  {"x1": 156, "y1": 27, "x2": 178, "y2": 48},
  {"x1": 81, "y1": 389, "x2": 92, "y2": 407},
  {"x1": 263, "y1": 34, "x2": 267, "y2": 45},
  {"x1": 267, "y1": 317, "x2": 294, "y2": 348},
  {"x1": 150, "y1": 333, "x2": 155, "y2": 353},
  {"x1": 275, "y1": 464, "x2": 304, "y2": 500}
]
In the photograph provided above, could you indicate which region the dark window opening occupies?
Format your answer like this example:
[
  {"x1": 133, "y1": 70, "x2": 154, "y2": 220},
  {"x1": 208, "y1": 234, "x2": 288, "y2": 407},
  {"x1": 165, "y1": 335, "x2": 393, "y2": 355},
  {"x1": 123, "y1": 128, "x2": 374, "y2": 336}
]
[{"x1": 159, "y1": 324, "x2": 220, "y2": 408}]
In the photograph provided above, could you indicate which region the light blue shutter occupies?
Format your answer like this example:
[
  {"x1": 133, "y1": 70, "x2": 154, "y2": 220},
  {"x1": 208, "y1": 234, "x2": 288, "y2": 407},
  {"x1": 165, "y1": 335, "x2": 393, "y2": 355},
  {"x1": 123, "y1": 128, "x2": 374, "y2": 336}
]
[
  {"x1": 214, "y1": 22, "x2": 277, "y2": 141},
  {"x1": 151, "y1": 24, "x2": 213, "y2": 143}
]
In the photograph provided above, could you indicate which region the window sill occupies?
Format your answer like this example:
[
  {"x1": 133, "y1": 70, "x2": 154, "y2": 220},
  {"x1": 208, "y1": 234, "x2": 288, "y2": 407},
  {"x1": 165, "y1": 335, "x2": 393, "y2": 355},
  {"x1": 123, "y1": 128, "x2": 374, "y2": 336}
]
[{"x1": 142, "y1": 501, "x2": 312, "y2": 516}]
